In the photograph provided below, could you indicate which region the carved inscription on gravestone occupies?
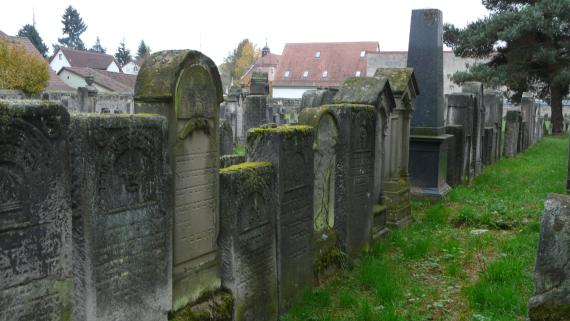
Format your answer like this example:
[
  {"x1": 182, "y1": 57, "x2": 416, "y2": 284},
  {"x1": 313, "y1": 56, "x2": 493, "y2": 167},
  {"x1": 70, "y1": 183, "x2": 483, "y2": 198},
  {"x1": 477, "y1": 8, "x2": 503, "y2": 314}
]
[
  {"x1": 314, "y1": 113, "x2": 338, "y2": 231},
  {"x1": 0, "y1": 102, "x2": 72, "y2": 321}
]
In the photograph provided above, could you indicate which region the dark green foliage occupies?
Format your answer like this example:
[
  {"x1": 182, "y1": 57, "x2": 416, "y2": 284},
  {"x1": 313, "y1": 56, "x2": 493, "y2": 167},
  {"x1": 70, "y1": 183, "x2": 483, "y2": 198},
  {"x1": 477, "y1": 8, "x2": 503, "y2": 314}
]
[
  {"x1": 17, "y1": 24, "x2": 48, "y2": 57},
  {"x1": 444, "y1": 0, "x2": 570, "y2": 132},
  {"x1": 114, "y1": 40, "x2": 132, "y2": 66},
  {"x1": 56, "y1": 5, "x2": 87, "y2": 51},
  {"x1": 137, "y1": 40, "x2": 150, "y2": 59},
  {"x1": 90, "y1": 36, "x2": 106, "y2": 53}
]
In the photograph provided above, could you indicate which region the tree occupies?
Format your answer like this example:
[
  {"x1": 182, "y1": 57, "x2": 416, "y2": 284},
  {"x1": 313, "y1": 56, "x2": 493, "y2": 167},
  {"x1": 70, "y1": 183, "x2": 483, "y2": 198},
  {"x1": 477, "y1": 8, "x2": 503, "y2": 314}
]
[
  {"x1": 444, "y1": 0, "x2": 570, "y2": 133},
  {"x1": 136, "y1": 40, "x2": 150, "y2": 59},
  {"x1": 90, "y1": 36, "x2": 106, "y2": 53},
  {"x1": 218, "y1": 39, "x2": 259, "y2": 90},
  {"x1": 17, "y1": 24, "x2": 48, "y2": 58},
  {"x1": 115, "y1": 40, "x2": 132, "y2": 66},
  {"x1": 0, "y1": 37, "x2": 49, "y2": 94},
  {"x1": 56, "y1": 6, "x2": 87, "y2": 51}
]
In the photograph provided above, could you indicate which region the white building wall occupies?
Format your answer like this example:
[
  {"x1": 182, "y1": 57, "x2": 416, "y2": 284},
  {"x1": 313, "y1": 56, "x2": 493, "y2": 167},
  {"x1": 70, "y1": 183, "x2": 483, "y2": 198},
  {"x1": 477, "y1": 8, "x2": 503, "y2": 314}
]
[
  {"x1": 121, "y1": 62, "x2": 140, "y2": 75},
  {"x1": 272, "y1": 86, "x2": 315, "y2": 99},
  {"x1": 58, "y1": 70, "x2": 112, "y2": 93},
  {"x1": 50, "y1": 49, "x2": 71, "y2": 73},
  {"x1": 107, "y1": 61, "x2": 121, "y2": 73}
]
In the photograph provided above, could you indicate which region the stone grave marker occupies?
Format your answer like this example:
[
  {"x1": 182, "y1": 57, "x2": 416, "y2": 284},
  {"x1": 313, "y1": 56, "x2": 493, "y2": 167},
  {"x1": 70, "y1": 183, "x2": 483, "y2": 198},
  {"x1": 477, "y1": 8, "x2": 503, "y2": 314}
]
[
  {"x1": 300, "y1": 88, "x2": 338, "y2": 110},
  {"x1": 445, "y1": 93, "x2": 475, "y2": 184},
  {"x1": 220, "y1": 119, "x2": 234, "y2": 156},
  {"x1": 250, "y1": 70, "x2": 269, "y2": 95},
  {"x1": 0, "y1": 100, "x2": 73, "y2": 321},
  {"x1": 69, "y1": 114, "x2": 170, "y2": 321},
  {"x1": 243, "y1": 95, "x2": 269, "y2": 135},
  {"x1": 462, "y1": 82, "x2": 485, "y2": 176},
  {"x1": 504, "y1": 110, "x2": 521, "y2": 157}
]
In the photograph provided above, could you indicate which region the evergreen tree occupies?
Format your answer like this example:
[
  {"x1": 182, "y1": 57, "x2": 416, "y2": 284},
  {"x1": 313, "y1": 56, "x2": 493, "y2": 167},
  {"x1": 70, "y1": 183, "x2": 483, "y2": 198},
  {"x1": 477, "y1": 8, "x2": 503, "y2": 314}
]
[
  {"x1": 136, "y1": 40, "x2": 150, "y2": 58},
  {"x1": 56, "y1": 6, "x2": 87, "y2": 50},
  {"x1": 90, "y1": 36, "x2": 106, "y2": 53},
  {"x1": 17, "y1": 24, "x2": 48, "y2": 58},
  {"x1": 444, "y1": 0, "x2": 570, "y2": 133},
  {"x1": 115, "y1": 40, "x2": 132, "y2": 66}
]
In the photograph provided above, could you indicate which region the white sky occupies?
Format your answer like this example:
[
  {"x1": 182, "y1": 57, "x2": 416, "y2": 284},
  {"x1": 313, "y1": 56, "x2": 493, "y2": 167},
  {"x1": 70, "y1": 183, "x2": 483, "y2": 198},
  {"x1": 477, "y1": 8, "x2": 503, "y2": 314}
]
[{"x1": 1, "y1": 0, "x2": 489, "y2": 65}]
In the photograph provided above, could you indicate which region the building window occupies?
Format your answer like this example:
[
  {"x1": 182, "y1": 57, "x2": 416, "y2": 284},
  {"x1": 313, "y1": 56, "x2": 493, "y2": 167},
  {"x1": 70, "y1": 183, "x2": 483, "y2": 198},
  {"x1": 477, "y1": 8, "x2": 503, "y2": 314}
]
[
  {"x1": 59, "y1": 53, "x2": 62, "y2": 60},
  {"x1": 303, "y1": 70, "x2": 309, "y2": 78},
  {"x1": 360, "y1": 50, "x2": 366, "y2": 58},
  {"x1": 315, "y1": 51, "x2": 321, "y2": 58},
  {"x1": 355, "y1": 71, "x2": 361, "y2": 77},
  {"x1": 134, "y1": 66, "x2": 138, "y2": 71},
  {"x1": 322, "y1": 70, "x2": 328, "y2": 78},
  {"x1": 284, "y1": 70, "x2": 290, "y2": 78}
]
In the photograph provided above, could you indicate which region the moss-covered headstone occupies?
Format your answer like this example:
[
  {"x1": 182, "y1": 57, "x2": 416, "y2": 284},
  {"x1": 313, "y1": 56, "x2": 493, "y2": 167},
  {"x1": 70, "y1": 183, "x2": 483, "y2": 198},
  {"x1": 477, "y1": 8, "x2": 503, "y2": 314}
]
[{"x1": 0, "y1": 100, "x2": 73, "y2": 321}]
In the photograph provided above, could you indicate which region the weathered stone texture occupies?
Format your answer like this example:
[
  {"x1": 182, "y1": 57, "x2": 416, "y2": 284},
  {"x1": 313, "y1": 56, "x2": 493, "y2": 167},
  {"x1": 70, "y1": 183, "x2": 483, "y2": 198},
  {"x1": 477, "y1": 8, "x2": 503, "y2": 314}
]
[
  {"x1": 462, "y1": 82, "x2": 485, "y2": 176},
  {"x1": 504, "y1": 110, "x2": 521, "y2": 158},
  {"x1": 528, "y1": 193, "x2": 570, "y2": 320},
  {"x1": 220, "y1": 119, "x2": 234, "y2": 156},
  {"x1": 220, "y1": 154, "x2": 246, "y2": 169},
  {"x1": 0, "y1": 100, "x2": 73, "y2": 321},
  {"x1": 219, "y1": 163, "x2": 278, "y2": 321},
  {"x1": 300, "y1": 88, "x2": 338, "y2": 110},
  {"x1": 246, "y1": 125, "x2": 314, "y2": 314},
  {"x1": 69, "y1": 114, "x2": 170, "y2": 321},
  {"x1": 446, "y1": 93, "x2": 475, "y2": 183},
  {"x1": 243, "y1": 95, "x2": 269, "y2": 135}
]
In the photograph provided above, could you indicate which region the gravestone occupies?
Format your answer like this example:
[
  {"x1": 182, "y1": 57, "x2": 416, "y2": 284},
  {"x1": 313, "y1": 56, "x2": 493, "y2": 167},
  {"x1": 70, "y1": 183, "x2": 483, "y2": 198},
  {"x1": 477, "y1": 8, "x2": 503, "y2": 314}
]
[
  {"x1": 483, "y1": 127, "x2": 495, "y2": 165},
  {"x1": 521, "y1": 93, "x2": 535, "y2": 148},
  {"x1": 246, "y1": 125, "x2": 314, "y2": 314},
  {"x1": 250, "y1": 70, "x2": 269, "y2": 95},
  {"x1": 446, "y1": 93, "x2": 475, "y2": 184},
  {"x1": 300, "y1": 88, "x2": 338, "y2": 110},
  {"x1": 243, "y1": 95, "x2": 268, "y2": 135},
  {"x1": 445, "y1": 126, "x2": 462, "y2": 187},
  {"x1": 374, "y1": 68, "x2": 418, "y2": 228},
  {"x1": 406, "y1": 8, "x2": 452, "y2": 197},
  {"x1": 483, "y1": 91, "x2": 501, "y2": 165},
  {"x1": 503, "y1": 110, "x2": 521, "y2": 157},
  {"x1": 334, "y1": 77, "x2": 393, "y2": 238},
  {"x1": 0, "y1": 100, "x2": 73, "y2": 321},
  {"x1": 528, "y1": 193, "x2": 570, "y2": 320},
  {"x1": 134, "y1": 50, "x2": 223, "y2": 310},
  {"x1": 228, "y1": 86, "x2": 244, "y2": 141},
  {"x1": 69, "y1": 114, "x2": 170, "y2": 321},
  {"x1": 219, "y1": 163, "x2": 278, "y2": 321},
  {"x1": 220, "y1": 154, "x2": 246, "y2": 168},
  {"x1": 462, "y1": 82, "x2": 485, "y2": 176},
  {"x1": 220, "y1": 119, "x2": 234, "y2": 156}
]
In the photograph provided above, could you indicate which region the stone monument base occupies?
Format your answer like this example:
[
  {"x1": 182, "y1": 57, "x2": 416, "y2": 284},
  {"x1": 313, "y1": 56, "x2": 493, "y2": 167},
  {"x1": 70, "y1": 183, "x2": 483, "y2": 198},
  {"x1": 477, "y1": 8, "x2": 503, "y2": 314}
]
[
  {"x1": 409, "y1": 134, "x2": 453, "y2": 198},
  {"x1": 372, "y1": 204, "x2": 390, "y2": 240},
  {"x1": 383, "y1": 178, "x2": 413, "y2": 228}
]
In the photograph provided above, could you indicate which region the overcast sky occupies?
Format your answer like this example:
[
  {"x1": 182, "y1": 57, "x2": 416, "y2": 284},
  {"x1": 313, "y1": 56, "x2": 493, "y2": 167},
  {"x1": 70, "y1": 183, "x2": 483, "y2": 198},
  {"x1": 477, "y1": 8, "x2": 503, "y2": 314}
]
[{"x1": 1, "y1": 0, "x2": 489, "y2": 65}]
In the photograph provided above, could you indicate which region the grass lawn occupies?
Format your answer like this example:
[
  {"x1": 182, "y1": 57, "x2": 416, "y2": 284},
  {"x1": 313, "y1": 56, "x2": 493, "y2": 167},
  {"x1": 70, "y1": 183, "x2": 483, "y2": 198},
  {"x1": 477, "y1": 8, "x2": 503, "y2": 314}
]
[{"x1": 282, "y1": 136, "x2": 568, "y2": 321}]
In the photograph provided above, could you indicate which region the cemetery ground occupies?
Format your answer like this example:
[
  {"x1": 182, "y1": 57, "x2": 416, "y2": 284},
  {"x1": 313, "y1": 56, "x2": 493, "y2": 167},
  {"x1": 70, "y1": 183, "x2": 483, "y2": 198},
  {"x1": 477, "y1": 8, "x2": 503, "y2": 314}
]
[{"x1": 283, "y1": 135, "x2": 568, "y2": 321}]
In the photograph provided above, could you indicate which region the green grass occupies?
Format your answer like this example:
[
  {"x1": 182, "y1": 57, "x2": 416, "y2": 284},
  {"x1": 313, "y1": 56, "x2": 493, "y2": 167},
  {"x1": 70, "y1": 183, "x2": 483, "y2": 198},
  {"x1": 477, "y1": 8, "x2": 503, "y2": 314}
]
[{"x1": 282, "y1": 136, "x2": 567, "y2": 321}]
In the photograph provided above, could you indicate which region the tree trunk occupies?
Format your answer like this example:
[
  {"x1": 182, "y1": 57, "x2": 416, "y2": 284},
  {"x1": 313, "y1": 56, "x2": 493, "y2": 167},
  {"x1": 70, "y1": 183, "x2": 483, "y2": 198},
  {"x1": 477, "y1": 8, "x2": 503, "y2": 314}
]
[{"x1": 551, "y1": 85, "x2": 564, "y2": 134}]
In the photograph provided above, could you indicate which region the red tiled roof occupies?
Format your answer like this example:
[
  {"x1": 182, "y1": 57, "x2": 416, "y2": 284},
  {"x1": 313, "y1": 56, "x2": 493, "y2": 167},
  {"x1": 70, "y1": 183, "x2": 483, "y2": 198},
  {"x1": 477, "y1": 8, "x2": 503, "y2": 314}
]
[
  {"x1": 273, "y1": 42, "x2": 379, "y2": 87},
  {"x1": 51, "y1": 47, "x2": 119, "y2": 71},
  {"x1": 1, "y1": 33, "x2": 73, "y2": 91},
  {"x1": 59, "y1": 67, "x2": 136, "y2": 93}
]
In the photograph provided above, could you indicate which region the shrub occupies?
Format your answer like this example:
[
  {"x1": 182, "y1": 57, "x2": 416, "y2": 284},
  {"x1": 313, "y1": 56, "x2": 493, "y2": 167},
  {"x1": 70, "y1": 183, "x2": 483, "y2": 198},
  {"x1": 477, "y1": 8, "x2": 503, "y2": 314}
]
[{"x1": 0, "y1": 37, "x2": 49, "y2": 94}]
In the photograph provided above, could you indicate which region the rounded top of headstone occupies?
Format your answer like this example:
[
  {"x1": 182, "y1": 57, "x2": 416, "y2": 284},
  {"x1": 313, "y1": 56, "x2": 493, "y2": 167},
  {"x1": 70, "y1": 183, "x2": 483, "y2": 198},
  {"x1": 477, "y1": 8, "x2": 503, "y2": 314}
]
[
  {"x1": 134, "y1": 50, "x2": 223, "y2": 104},
  {"x1": 334, "y1": 77, "x2": 395, "y2": 113}
]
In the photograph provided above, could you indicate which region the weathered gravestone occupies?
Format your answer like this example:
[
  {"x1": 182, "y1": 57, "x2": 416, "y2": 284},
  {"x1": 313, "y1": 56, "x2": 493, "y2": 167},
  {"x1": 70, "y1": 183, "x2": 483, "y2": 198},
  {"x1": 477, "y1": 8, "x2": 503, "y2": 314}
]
[
  {"x1": 220, "y1": 154, "x2": 246, "y2": 169},
  {"x1": 462, "y1": 82, "x2": 485, "y2": 176},
  {"x1": 482, "y1": 127, "x2": 495, "y2": 166},
  {"x1": 69, "y1": 114, "x2": 170, "y2": 321},
  {"x1": 484, "y1": 91, "x2": 503, "y2": 161},
  {"x1": 374, "y1": 68, "x2": 418, "y2": 228},
  {"x1": 406, "y1": 8, "x2": 453, "y2": 197},
  {"x1": 528, "y1": 193, "x2": 570, "y2": 320},
  {"x1": 227, "y1": 85, "x2": 244, "y2": 141},
  {"x1": 300, "y1": 88, "x2": 338, "y2": 110},
  {"x1": 246, "y1": 125, "x2": 314, "y2": 314},
  {"x1": 220, "y1": 119, "x2": 234, "y2": 156},
  {"x1": 250, "y1": 70, "x2": 269, "y2": 95},
  {"x1": 243, "y1": 95, "x2": 269, "y2": 135},
  {"x1": 334, "y1": 77, "x2": 392, "y2": 239},
  {"x1": 134, "y1": 50, "x2": 223, "y2": 310},
  {"x1": 503, "y1": 110, "x2": 522, "y2": 157},
  {"x1": 219, "y1": 162, "x2": 278, "y2": 321},
  {"x1": 521, "y1": 93, "x2": 535, "y2": 150},
  {"x1": 445, "y1": 93, "x2": 475, "y2": 185},
  {"x1": 0, "y1": 100, "x2": 73, "y2": 321}
]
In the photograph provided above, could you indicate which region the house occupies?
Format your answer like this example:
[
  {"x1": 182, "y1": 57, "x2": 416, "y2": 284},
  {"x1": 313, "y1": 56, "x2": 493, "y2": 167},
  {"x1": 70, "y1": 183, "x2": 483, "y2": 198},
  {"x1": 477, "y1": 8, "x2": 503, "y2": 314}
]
[
  {"x1": 0, "y1": 31, "x2": 73, "y2": 92},
  {"x1": 366, "y1": 51, "x2": 489, "y2": 95},
  {"x1": 58, "y1": 67, "x2": 136, "y2": 93},
  {"x1": 122, "y1": 57, "x2": 145, "y2": 75},
  {"x1": 49, "y1": 47, "x2": 121, "y2": 73},
  {"x1": 272, "y1": 42, "x2": 379, "y2": 98},
  {"x1": 240, "y1": 44, "x2": 280, "y2": 91}
]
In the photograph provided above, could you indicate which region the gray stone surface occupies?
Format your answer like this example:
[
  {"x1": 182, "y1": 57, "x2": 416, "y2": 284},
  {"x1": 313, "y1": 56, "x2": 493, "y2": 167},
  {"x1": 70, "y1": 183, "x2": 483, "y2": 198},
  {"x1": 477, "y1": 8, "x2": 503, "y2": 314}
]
[
  {"x1": 521, "y1": 93, "x2": 535, "y2": 149},
  {"x1": 220, "y1": 119, "x2": 234, "y2": 156},
  {"x1": 461, "y1": 82, "x2": 485, "y2": 176},
  {"x1": 219, "y1": 163, "x2": 278, "y2": 321},
  {"x1": 407, "y1": 9, "x2": 445, "y2": 132},
  {"x1": 445, "y1": 125, "x2": 464, "y2": 186},
  {"x1": 0, "y1": 100, "x2": 73, "y2": 321},
  {"x1": 69, "y1": 114, "x2": 170, "y2": 321},
  {"x1": 246, "y1": 125, "x2": 314, "y2": 314},
  {"x1": 446, "y1": 93, "x2": 475, "y2": 183},
  {"x1": 220, "y1": 154, "x2": 246, "y2": 168},
  {"x1": 134, "y1": 50, "x2": 223, "y2": 310},
  {"x1": 243, "y1": 95, "x2": 269, "y2": 135},
  {"x1": 250, "y1": 71, "x2": 269, "y2": 95},
  {"x1": 300, "y1": 88, "x2": 338, "y2": 110},
  {"x1": 504, "y1": 110, "x2": 521, "y2": 157},
  {"x1": 483, "y1": 127, "x2": 495, "y2": 166},
  {"x1": 528, "y1": 193, "x2": 570, "y2": 320}
]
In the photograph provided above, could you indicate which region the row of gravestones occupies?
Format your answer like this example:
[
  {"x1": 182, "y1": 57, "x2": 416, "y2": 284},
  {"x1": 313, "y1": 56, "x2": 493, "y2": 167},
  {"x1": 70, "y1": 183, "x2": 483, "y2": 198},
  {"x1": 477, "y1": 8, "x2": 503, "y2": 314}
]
[
  {"x1": 0, "y1": 49, "x2": 420, "y2": 321},
  {"x1": 445, "y1": 85, "x2": 545, "y2": 186}
]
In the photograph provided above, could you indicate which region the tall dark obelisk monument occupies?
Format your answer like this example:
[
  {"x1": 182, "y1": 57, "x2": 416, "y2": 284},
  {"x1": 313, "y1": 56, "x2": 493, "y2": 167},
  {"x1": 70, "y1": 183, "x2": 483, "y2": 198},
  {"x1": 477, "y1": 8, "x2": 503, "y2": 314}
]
[{"x1": 406, "y1": 9, "x2": 452, "y2": 197}]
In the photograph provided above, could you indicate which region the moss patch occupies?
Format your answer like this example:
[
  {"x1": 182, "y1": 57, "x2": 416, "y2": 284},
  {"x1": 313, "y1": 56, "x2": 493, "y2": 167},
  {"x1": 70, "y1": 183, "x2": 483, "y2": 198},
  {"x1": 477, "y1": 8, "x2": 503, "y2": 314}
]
[
  {"x1": 219, "y1": 162, "x2": 272, "y2": 174},
  {"x1": 169, "y1": 290, "x2": 233, "y2": 321}
]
